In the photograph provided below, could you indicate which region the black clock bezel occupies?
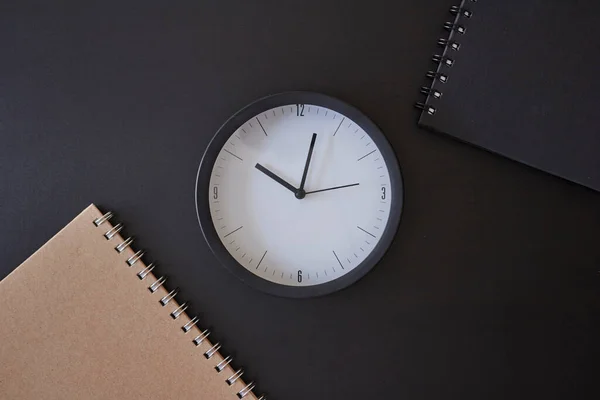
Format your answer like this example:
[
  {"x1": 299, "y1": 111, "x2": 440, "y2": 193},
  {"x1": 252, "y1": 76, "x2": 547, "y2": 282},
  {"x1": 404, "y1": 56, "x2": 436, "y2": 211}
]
[{"x1": 195, "y1": 92, "x2": 403, "y2": 298}]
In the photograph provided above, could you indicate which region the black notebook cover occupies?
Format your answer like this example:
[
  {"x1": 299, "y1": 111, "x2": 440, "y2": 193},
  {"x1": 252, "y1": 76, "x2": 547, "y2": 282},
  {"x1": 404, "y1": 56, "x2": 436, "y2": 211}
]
[{"x1": 418, "y1": 0, "x2": 600, "y2": 192}]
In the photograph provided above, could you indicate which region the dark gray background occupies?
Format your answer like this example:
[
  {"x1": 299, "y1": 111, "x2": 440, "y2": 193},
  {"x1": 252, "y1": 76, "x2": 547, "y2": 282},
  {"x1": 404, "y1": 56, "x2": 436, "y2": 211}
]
[{"x1": 1, "y1": 1, "x2": 599, "y2": 399}]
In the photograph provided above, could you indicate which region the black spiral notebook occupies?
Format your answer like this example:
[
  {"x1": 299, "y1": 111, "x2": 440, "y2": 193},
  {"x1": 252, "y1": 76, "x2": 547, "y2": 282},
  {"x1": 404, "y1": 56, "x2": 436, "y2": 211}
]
[{"x1": 417, "y1": 0, "x2": 600, "y2": 192}]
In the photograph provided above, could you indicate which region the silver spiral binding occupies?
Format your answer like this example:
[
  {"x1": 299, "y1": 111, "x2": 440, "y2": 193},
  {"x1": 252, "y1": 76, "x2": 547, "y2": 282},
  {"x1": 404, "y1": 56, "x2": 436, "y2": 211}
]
[
  {"x1": 205, "y1": 343, "x2": 222, "y2": 359},
  {"x1": 415, "y1": 0, "x2": 476, "y2": 116},
  {"x1": 437, "y1": 38, "x2": 460, "y2": 51},
  {"x1": 450, "y1": 4, "x2": 473, "y2": 18},
  {"x1": 127, "y1": 250, "x2": 145, "y2": 266},
  {"x1": 182, "y1": 316, "x2": 199, "y2": 333},
  {"x1": 227, "y1": 369, "x2": 244, "y2": 385},
  {"x1": 193, "y1": 329, "x2": 211, "y2": 346},
  {"x1": 137, "y1": 263, "x2": 155, "y2": 279},
  {"x1": 425, "y1": 71, "x2": 448, "y2": 83},
  {"x1": 160, "y1": 288, "x2": 179, "y2": 306},
  {"x1": 170, "y1": 302, "x2": 189, "y2": 319},
  {"x1": 93, "y1": 210, "x2": 266, "y2": 400},
  {"x1": 443, "y1": 21, "x2": 466, "y2": 34},
  {"x1": 116, "y1": 237, "x2": 134, "y2": 253},
  {"x1": 104, "y1": 223, "x2": 123, "y2": 239},
  {"x1": 420, "y1": 87, "x2": 442, "y2": 99},
  {"x1": 238, "y1": 382, "x2": 256, "y2": 399},
  {"x1": 432, "y1": 54, "x2": 454, "y2": 67},
  {"x1": 149, "y1": 276, "x2": 167, "y2": 293},
  {"x1": 216, "y1": 355, "x2": 233, "y2": 372},
  {"x1": 415, "y1": 102, "x2": 437, "y2": 116}
]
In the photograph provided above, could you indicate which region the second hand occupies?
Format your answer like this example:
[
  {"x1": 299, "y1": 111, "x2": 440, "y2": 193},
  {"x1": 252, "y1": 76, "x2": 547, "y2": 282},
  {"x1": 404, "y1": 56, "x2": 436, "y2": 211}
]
[{"x1": 305, "y1": 183, "x2": 360, "y2": 195}]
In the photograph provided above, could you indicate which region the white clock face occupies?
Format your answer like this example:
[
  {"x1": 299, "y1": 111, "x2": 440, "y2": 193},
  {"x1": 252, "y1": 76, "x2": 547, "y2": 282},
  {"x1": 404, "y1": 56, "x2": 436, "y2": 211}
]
[{"x1": 208, "y1": 103, "x2": 393, "y2": 287}]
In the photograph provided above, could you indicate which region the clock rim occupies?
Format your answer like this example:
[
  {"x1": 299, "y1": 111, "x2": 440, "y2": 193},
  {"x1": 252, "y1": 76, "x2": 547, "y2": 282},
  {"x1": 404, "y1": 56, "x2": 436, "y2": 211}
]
[{"x1": 195, "y1": 91, "x2": 403, "y2": 298}]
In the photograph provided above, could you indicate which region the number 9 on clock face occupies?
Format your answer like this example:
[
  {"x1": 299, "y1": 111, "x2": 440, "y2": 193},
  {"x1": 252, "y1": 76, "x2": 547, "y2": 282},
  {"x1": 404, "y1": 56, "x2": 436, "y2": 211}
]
[{"x1": 196, "y1": 92, "x2": 403, "y2": 297}]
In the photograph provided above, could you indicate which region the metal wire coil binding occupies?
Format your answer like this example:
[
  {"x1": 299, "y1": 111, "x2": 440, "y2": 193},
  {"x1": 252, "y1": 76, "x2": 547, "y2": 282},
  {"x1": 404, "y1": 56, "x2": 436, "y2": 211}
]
[
  {"x1": 415, "y1": 1, "x2": 475, "y2": 115},
  {"x1": 93, "y1": 210, "x2": 266, "y2": 400},
  {"x1": 227, "y1": 369, "x2": 244, "y2": 385}
]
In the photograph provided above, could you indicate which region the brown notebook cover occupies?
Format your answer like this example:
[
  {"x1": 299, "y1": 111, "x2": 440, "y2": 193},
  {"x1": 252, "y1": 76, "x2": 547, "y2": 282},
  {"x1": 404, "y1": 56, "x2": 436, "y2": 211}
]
[{"x1": 0, "y1": 204, "x2": 261, "y2": 400}]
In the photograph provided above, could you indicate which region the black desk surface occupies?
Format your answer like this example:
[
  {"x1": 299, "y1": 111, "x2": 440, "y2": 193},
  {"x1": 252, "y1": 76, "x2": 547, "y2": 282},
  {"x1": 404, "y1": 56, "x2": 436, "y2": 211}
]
[{"x1": 1, "y1": 2, "x2": 599, "y2": 399}]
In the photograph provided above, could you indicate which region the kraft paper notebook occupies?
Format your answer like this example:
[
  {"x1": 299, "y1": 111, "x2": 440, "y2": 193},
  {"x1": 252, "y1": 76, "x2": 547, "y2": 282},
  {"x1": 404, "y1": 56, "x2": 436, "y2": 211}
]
[
  {"x1": 0, "y1": 204, "x2": 264, "y2": 400},
  {"x1": 416, "y1": 0, "x2": 600, "y2": 192}
]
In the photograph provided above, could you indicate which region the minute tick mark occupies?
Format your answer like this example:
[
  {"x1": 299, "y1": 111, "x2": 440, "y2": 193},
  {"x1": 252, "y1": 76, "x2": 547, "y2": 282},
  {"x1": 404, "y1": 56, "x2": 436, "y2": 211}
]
[
  {"x1": 256, "y1": 250, "x2": 267, "y2": 270},
  {"x1": 333, "y1": 251, "x2": 345, "y2": 270},
  {"x1": 357, "y1": 150, "x2": 376, "y2": 161},
  {"x1": 357, "y1": 226, "x2": 376, "y2": 238},
  {"x1": 256, "y1": 117, "x2": 268, "y2": 136},
  {"x1": 224, "y1": 226, "x2": 243, "y2": 238},
  {"x1": 333, "y1": 117, "x2": 345, "y2": 136},
  {"x1": 223, "y1": 149, "x2": 243, "y2": 161}
]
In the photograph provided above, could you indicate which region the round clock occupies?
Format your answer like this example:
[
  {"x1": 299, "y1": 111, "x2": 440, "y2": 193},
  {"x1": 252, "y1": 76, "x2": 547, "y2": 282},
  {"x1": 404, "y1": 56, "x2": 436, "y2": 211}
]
[{"x1": 196, "y1": 92, "x2": 403, "y2": 297}]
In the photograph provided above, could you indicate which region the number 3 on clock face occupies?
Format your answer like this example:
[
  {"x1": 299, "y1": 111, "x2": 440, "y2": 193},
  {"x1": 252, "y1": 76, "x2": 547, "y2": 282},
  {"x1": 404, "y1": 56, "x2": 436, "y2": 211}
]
[{"x1": 196, "y1": 92, "x2": 403, "y2": 298}]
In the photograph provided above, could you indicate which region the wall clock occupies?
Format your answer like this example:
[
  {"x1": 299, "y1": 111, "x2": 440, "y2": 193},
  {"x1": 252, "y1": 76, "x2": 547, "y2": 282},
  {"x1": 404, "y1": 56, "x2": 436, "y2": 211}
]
[{"x1": 196, "y1": 92, "x2": 403, "y2": 297}]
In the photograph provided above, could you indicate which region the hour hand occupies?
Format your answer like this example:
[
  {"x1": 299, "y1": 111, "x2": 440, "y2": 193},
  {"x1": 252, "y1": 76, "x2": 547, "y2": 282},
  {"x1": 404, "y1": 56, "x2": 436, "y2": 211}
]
[{"x1": 255, "y1": 163, "x2": 297, "y2": 194}]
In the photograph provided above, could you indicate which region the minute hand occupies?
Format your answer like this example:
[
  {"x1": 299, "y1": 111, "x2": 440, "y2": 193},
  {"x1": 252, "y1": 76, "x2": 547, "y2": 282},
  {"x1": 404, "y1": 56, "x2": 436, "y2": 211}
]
[{"x1": 305, "y1": 183, "x2": 360, "y2": 195}]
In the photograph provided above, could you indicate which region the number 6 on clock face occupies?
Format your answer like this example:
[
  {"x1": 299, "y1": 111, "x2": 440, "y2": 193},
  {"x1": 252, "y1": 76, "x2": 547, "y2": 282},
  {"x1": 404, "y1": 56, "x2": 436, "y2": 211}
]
[{"x1": 196, "y1": 92, "x2": 403, "y2": 298}]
